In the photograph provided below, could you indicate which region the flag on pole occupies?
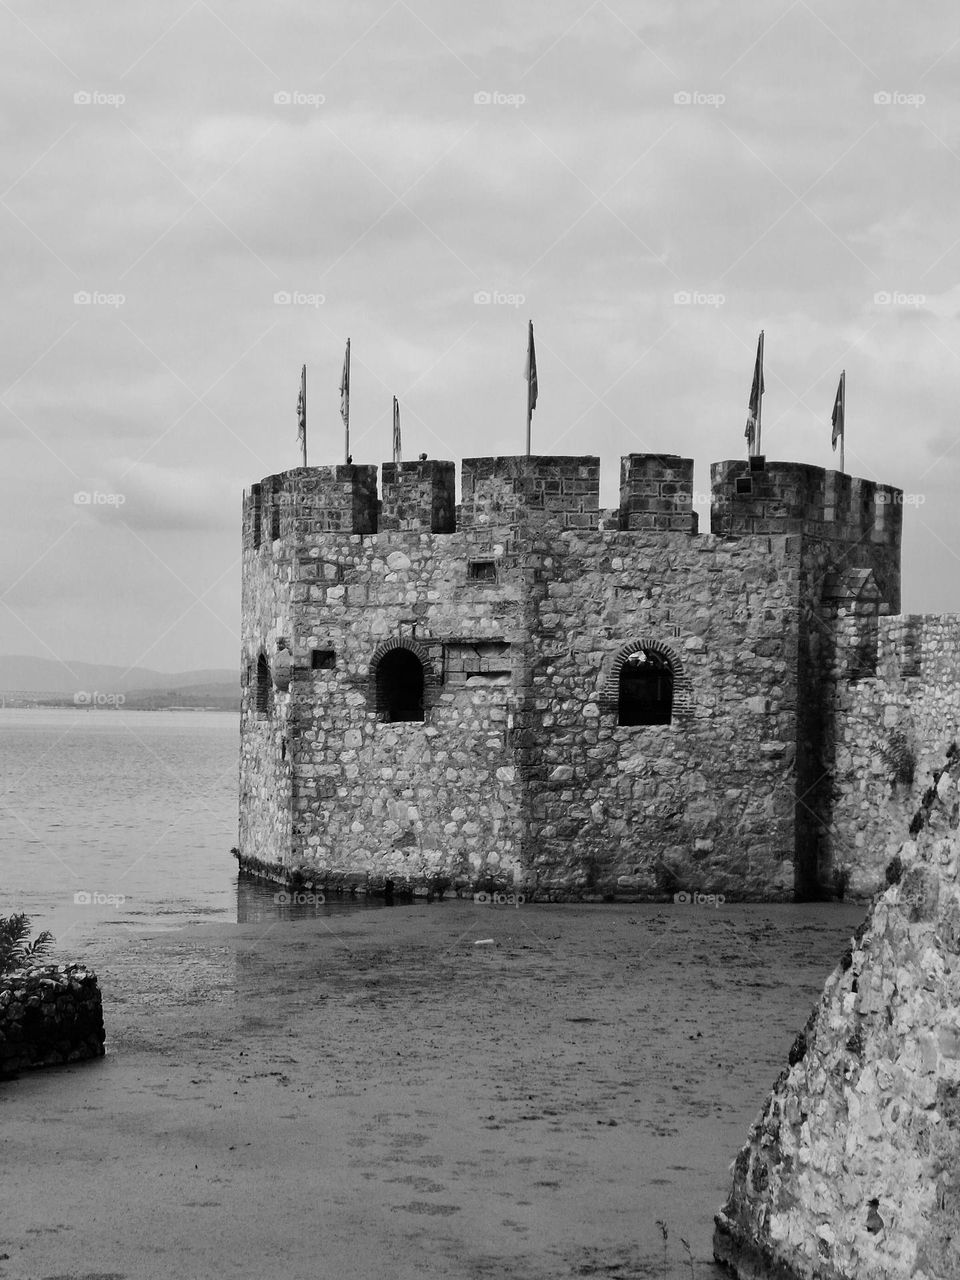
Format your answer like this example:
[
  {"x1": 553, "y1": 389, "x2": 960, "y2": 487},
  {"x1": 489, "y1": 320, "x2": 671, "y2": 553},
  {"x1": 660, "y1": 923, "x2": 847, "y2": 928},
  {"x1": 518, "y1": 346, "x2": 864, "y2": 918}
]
[
  {"x1": 832, "y1": 368, "x2": 845, "y2": 473},
  {"x1": 296, "y1": 364, "x2": 307, "y2": 466},
  {"x1": 524, "y1": 319, "x2": 537, "y2": 456},
  {"x1": 339, "y1": 338, "x2": 351, "y2": 462},
  {"x1": 744, "y1": 330, "x2": 764, "y2": 455},
  {"x1": 831, "y1": 370, "x2": 845, "y2": 450},
  {"x1": 524, "y1": 320, "x2": 538, "y2": 417},
  {"x1": 392, "y1": 395, "x2": 401, "y2": 465}
]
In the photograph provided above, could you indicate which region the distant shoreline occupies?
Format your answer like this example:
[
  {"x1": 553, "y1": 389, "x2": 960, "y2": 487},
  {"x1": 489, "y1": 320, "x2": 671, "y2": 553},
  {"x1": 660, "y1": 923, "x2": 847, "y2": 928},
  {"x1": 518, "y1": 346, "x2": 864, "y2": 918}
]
[{"x1": 0, "y1": 701, "x2": 239, "y2": 713}]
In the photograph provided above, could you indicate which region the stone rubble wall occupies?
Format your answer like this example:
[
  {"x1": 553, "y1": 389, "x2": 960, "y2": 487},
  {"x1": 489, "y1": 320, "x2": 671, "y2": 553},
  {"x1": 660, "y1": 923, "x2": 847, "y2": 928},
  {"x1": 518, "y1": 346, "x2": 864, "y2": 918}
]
[
  {"x1": 713, "y1": 747, "x2": 960, "y2": 1280},
  {"x1": 240, "y1": 515, "x2": 804, "y2": 898},
  {"x1": 238, "y1": 518, "x2": 295, "y2": 868},
  {"x1": 519, "y1": 528, "x2": 801, "y2": 899},
  {"x1": 825, "y1": 615, "x2": 960, "y2": 898},
  {"x1": 711, "y1": 460, "x2": 902, "y2": 612},
  {"x1": 238, "y1": 454, "x2": 909, "y2": 899},
  {"x1": 0, "y1": 964, "x2": 106, "y2": 1074}
]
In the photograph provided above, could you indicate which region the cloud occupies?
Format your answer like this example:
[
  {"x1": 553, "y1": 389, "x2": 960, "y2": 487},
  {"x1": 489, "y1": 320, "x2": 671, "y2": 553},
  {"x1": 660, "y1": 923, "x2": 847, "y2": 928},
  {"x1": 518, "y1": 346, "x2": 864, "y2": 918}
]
[
  {"x1": 2, "y1": 0, "x2": 960, "y2": 668},
  {"x1": 77, "y1": 459, "x2": 243, "y2": 531}
]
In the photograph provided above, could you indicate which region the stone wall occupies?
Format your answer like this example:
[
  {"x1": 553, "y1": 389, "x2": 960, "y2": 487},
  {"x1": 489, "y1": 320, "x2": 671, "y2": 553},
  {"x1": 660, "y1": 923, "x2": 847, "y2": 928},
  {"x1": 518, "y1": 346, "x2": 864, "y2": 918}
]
[
  {"x1": 819, "y1": 615, "x2": 960, "y2": 898},
  {"x1": 713, "y1": 746, "x2": 960, "y2": 1280},
  {"x1": 514, "y1": 527, "x2": 800, "y2": 899},
  {"x1": 711, "y1": 459, "x2": 902, "y2": 612},
  {"x1": 238, "y1": 452, "x2": 908, "y2": 900},
  {"x1": 0, "y1": 964, "x2": 106, "y2": 1074}
]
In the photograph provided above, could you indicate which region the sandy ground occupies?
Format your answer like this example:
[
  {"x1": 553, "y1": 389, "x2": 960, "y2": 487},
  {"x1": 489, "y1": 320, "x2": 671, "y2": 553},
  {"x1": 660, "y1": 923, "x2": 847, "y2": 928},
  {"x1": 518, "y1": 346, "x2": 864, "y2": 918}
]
[{"x1": 0, "y1": 900, "x2": 863, "y2": 1280}]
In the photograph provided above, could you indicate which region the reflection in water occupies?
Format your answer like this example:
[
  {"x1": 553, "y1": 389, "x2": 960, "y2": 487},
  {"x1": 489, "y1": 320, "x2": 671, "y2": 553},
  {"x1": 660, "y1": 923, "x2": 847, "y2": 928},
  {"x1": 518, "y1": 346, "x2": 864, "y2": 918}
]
[{"x1": 235, "y1": 876, "x2": 396, "y2": 924}]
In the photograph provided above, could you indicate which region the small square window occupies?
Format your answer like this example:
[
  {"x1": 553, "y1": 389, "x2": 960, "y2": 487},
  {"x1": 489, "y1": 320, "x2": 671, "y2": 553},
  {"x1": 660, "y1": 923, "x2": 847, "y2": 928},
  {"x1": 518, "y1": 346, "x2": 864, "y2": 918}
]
[
  {"x1": 468, "y1": 560, "x2": 497, "y2": 581},
  {"x1": 735, "y1": 478, "x2": 753, "y2": 495},
  {"x1": 312, "y1": 649, "x2": 336, "y2": 670}
]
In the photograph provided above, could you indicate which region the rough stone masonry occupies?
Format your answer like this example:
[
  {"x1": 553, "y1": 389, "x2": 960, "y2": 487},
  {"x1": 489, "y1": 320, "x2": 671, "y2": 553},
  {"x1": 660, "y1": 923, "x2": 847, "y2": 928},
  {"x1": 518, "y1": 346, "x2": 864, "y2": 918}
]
[
  {"x1": 236, "y1": 450, "x2": 960, "y2": 902},
  {"x1": 713, "y1": 744, "x2": 960, "y2": 1279},
  {"x1": 0, "y1": 964, "x2": 106, "y2": 1075}
]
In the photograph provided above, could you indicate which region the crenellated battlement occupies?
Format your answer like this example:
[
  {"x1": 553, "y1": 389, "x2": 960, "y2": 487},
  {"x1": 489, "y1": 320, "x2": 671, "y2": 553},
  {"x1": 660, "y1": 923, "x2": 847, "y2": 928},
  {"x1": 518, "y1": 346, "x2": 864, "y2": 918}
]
[
  {"x1": 710, "y1": 458, "x2": 902, "y2": 610},
  {"x1": 381, "y1": 459, "x2": 455, "y2": 533},
  {"x1": 243, "y1": 454, "x2": 900, "y2": 579},
  {"x1": 619, "y1": 453, "x2": 697, "y2": 533},
  {"x1": 243, "y1": 465, "x2": 379, "y2": 550},
  {"x1": 459, "y1": 455, "x2": 600, "y2": 530}
]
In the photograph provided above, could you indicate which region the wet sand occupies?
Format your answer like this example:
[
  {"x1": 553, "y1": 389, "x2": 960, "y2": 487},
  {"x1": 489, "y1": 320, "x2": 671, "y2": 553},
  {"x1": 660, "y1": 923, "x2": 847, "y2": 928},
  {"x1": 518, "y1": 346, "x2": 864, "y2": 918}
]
[{"x1": 1, "y1": 900, "x2": 863, "y2": 1279}]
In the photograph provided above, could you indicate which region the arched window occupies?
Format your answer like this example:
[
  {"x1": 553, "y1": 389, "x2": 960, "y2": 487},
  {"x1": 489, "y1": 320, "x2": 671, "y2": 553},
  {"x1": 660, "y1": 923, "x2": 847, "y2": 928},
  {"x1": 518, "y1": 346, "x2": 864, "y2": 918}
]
[
  {"x1": 376, "y1": 648, "x2": 425, "y2": 722},
  {"x1": 618, "y1": 649, "x2": 672, "y2": 725},
  {"x1": 255, "y1": 653, "x2": 271, "y2": 715}
]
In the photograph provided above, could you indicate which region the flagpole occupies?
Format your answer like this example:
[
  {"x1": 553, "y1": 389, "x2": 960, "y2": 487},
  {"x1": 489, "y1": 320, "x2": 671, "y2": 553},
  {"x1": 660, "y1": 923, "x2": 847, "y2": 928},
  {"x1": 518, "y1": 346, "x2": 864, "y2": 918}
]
[
  {"x1": 343, "y1": 338, "x2": 351, "y2": 464},
  {"x1": 756, "y1": 329, "x2": 764, "y2": 456},
  {"x1": 301, "y1": 366, "x2": 307, "y2": 467},
  {"x1": 840, "y1": 369, "x2": 845, "y2": 475},
  {"x1": 525, "y1": 319, "x2": 536, "y2": 457}
]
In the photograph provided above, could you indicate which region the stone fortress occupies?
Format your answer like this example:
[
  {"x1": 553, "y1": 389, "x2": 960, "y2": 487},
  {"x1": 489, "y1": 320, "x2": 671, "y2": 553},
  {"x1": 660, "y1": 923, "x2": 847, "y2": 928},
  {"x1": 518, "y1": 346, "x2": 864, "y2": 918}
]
[{"x1": 237, "y1": 450, "x2": 960, "y2": 902}]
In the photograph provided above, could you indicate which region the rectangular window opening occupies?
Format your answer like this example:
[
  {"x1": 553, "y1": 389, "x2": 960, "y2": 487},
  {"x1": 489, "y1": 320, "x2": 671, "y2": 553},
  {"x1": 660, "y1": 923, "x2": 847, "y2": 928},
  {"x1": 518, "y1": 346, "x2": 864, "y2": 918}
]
[
  {"x1": 468, "y1": 560, "x2": 497, "y2": 581},
  {"x1": 312, "y1": 649, "x2": 336, "y2": 670},
  {"x1": 735, "y1": 477, "x2": 753, "y2": 495}
]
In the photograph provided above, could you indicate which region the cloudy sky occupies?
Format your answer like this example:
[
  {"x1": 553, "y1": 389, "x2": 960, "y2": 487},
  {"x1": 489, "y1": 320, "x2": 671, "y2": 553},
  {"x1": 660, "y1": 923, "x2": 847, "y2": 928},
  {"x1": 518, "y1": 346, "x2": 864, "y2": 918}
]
[{"x1": 2, "y1": 1, "x2": 958, "y2": 673}]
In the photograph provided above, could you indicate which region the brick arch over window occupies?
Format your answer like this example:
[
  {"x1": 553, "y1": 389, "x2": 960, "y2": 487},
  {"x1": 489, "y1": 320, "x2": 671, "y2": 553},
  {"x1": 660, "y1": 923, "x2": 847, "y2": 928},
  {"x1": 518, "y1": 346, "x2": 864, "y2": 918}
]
[
  {"x1": 599, "y1": 638, "x2": 692, "y2": 721},
  {"x1": 368, "y1": 638, "x2": 439, "y2": 721}
]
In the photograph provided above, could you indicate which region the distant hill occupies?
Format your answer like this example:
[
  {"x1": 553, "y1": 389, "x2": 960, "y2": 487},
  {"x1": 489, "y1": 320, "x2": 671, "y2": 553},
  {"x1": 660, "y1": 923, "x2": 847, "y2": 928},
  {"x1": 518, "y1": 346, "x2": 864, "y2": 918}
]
[{"x1": 0, "y1": 655, "x2": 237, "y2": 696}]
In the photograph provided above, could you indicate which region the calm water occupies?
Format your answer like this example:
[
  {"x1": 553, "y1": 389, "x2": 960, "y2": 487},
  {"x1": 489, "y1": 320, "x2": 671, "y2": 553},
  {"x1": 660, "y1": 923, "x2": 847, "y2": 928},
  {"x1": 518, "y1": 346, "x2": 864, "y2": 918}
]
[{"x1": 0, "y1": 708, "x2": 382, "y2": 947}]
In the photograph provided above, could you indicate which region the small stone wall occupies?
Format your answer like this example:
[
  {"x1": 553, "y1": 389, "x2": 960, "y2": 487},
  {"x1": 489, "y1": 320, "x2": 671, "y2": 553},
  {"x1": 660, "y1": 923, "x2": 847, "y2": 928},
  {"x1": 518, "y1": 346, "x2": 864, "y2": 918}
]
[
  {"x1": 713, "y1": 747, "x2": 960, "y2": 1279},
  {"x1": 0, "y1": 964, "x2": 106, "y2": 1075}
]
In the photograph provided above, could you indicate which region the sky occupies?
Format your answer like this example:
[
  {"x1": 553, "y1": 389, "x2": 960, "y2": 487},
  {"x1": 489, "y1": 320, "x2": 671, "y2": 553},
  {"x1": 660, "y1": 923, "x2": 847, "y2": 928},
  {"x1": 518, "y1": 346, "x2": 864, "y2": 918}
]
[{"x1": 2, "y1": 0, "x2": 959, "y2": 673}]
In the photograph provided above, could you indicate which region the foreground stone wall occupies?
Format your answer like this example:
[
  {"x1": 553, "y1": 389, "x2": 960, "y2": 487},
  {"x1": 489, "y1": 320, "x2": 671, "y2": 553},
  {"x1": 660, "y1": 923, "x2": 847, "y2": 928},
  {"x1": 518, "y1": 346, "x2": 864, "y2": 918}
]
[
  {"x1": 713, "y1": 746, "x2": 960, "y2": 1280},
  {"x1": 0, "y1": 964, "x2": 106, "y2": 1074}
]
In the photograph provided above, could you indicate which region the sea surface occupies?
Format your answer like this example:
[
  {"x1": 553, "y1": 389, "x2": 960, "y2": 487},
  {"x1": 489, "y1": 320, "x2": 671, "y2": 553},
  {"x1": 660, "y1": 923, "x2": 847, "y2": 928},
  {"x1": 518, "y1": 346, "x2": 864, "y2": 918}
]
[{"x1": 0, "y1": 708, "x2": 381, "y2": 948}]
